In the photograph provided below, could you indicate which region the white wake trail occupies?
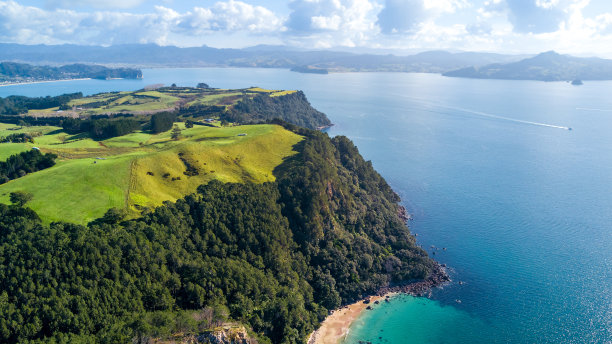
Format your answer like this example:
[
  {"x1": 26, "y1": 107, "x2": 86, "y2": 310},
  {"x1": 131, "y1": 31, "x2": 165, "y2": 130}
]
[
  {"x1": 389, "y1": 94, "x2": 572, "y2": 130},
  {"x1": 576, "y1": 107, "x2": 612, "y2": 112},
  {"x1": 452, "y1": 106, "x2": 571, "y2": 130}
]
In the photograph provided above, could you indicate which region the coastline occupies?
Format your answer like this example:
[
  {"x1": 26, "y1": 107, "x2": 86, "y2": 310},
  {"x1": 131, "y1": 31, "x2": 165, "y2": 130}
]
[
  {"x1": 309, "y1": 263, "x2": 449, "y2": 344},
  {"x1": 307, "y1": 294, "x2": 392, "y2": 344},
  {"x1": 0, "y1": 78, "x2": 93, "y2": 87}
]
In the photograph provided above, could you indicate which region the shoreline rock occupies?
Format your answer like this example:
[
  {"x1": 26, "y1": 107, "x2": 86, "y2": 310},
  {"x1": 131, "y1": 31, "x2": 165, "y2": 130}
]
[
  {"x1": 397, "y1": 205, "x2": 412, "y2": 222},
  {"x1": 374, "y1": 262, "x2": 450, "y2": 298}
]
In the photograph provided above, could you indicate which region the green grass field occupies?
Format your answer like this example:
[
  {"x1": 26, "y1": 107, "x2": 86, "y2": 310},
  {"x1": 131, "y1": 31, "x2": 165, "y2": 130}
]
[
  {"x1": 24, "y1": 87, "x2": 298, "y2": 117},
  {"x1": 0, "y1": 123, "x2": 302, "y2": 224}
]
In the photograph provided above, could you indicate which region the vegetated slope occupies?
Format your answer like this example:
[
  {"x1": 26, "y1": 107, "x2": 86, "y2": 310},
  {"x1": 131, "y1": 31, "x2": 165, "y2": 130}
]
[
  {"x1": 0, "y1": 86, "x2": 331, "y2": 131},
  {"x1": 0, "y1": 86, "x2": 331, "y2": 223},
  {"x1": 0, "y1": 124, "x2": 302, "y2": 224},
  {"x1": 0, "y1": 61, "x2": 142, "y2": 83},
  {"x1": 226, "y1": 91, "x2": 332, "y2": 129},
  {"x1": 0, "y1": 124, "x2": 434, "y2": 343},
  {"x1": 443, "y1": 51, "x2": 612, "y2": 81}
]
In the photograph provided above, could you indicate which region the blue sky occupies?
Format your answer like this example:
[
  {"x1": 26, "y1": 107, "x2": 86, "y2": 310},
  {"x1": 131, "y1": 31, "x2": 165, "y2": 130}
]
[{"x1": 2, "y1": 0, "x2": 612, "y2": 56}]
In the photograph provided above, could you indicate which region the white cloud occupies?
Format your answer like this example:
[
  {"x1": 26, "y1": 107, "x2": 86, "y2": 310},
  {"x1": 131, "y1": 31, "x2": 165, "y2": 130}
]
[
  {"x1": 377, "y1": 0, "x2": 425, "y2": 33},
  {"x1": 44, "y1": 0, "x2": 146, "y2": 10},
  {"x1": 0, "y1": 0, "x2": 283, "y2": 46},
  {"x1": 285, "y1": 0, "x2": 381, "y2": 47},
  {"x1": 423, "y1": 0, "x2": 469, "y2": 13},
  {"x1": 535, "y1": 0, "x2": 561, "y2": 9},
  {"x1": 2, "y1": 0, "x2": 612, "y2": 56}
]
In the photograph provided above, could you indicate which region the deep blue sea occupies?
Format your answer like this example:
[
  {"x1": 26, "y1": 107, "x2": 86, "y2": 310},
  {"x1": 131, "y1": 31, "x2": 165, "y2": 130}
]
[{"x1": 1, "y1": 69, "x2": 610, "y2": 343}]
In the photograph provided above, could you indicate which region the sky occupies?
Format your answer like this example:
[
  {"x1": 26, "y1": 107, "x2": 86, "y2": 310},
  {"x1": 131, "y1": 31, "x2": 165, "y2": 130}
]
[{"x1": 2, "y1": 0, "x2": 612, "y2": 57}]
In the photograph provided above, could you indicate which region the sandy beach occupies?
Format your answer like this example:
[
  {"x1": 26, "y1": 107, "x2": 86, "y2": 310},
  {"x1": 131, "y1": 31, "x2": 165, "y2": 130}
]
[
  {"x1": 0, "y1": 78, "x2": 92, "y2": 87},
  {"x1": 308, "y1": 294, "x2": 393, "y2": 344},
  {"x1": 308, "y1": 263, "x2": 449, "y2": 344}
]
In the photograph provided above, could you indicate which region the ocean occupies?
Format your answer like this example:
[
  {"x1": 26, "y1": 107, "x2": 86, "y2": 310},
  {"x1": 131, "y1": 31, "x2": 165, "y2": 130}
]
[{"x1": 1, "y1": 68, "x2": 610, "y2": 343}]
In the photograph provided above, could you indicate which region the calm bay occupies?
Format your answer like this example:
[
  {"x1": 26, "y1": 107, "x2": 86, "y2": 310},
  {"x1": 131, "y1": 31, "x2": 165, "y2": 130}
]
[{"x1": 1, "y1": 68, "x2": 610, "y2": 343}]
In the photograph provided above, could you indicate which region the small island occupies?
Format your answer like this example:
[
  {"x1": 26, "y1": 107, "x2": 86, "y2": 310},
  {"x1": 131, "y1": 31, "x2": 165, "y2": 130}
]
[
  {"x1": 290, "y1": 65, "x2": 329, "y2": 74},
  {"x1": 571, "y1": 79, "x2": 583, "y2": 85}
]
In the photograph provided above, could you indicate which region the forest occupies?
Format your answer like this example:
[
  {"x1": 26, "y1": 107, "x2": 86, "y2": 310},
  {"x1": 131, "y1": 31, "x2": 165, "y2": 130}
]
[
  {"x1": 62, "y1": 117, "x2": 141, "y2": 140},
  {"x1": 0, "y1": 93, "x2": 83, "y2": 115},
  {"x1": 0, "y1": 149, "x2": 57, "y2": 184},
  {"x1": 0, "y1": 124, "x2": 433, "y2": 343},
  {"x1": 224, "y1": 92, "x2": 332, "y2": 129}
]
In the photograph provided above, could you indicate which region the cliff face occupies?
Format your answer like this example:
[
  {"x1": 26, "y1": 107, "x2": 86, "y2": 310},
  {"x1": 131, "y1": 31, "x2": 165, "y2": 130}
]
[
  {"x1": 152, "y1": 325, "x2": 256, "y2": 344},
  {"x1": 198, "y1": 325, "x2": 255, "y2": 344},
  {"x1": 224, "y1": 91, "x2": 332, "y2": 130}
]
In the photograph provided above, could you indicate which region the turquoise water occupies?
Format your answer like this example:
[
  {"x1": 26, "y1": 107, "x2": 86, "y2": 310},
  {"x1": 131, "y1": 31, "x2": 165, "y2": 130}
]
[{"x1": 1, "y1": 69, "x2": 610, "y2": 343}]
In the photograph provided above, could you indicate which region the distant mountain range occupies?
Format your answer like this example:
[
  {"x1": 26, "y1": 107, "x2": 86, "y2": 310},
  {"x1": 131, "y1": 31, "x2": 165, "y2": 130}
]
[
  {"x1": 0, "y1": 43, "x2": 526, "y2": 73},
  {"x1": 0, "y1": 61, "x2": 142, "y2": 84},
  {"x1": 2, "y1": 44, "x2": 612, "y2": 82},
  {"x1": 443, "y1": 51, "x2": 612, "y2": 81}
]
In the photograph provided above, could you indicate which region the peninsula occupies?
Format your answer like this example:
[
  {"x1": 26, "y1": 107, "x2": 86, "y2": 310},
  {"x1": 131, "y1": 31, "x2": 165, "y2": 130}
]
[
  {"x1": 0, "y1": 61, "x2": 142, "y2": 85},
  {"x1": 443, "y1": 51, "x2": 612, "y2": 81},
  {"x1": 0, "y1": 86, "x2": 441, "y2": 344}
]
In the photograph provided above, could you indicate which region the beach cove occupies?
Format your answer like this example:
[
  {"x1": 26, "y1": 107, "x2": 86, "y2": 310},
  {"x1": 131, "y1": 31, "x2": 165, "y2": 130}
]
[{"x1": 310, "y1": 263, "x2": 450, "y2": 344}]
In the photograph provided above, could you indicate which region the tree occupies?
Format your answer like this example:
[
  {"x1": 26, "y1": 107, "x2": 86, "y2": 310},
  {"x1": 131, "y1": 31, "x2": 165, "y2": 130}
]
[
  {"x1": 184, "y1": 120, "x2": 194, "y2": 129},
  {"x1": 9, "y1": 191, "x2": 33, "y2": 206},
  {"x1": 101, "y1": 207, "x2": 126, "y2": 224},
  {"x1": 150, "y1": 113, "x2": 176, "y2": 133},
  {"x1": 171, "y1": 126, "x2": 182, "y2": 140},
  {"x1": 196, "y1": 83, "x2": 209, "y2": 89}
]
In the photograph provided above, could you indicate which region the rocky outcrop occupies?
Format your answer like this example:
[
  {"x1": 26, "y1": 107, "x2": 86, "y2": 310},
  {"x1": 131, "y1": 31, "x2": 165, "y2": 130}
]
[
  {"x1": 376, "y1": 262, "x2": 450, "y2": 297},
  {"x1": 397, "y1": 205, "x2": 412, "y2": 222},
  {"x1": 197, "y1": 325, "x2": 255, "y2": 344},
  {"x1": 152, "y1": 324, "x2": 256, "y2": 344}
]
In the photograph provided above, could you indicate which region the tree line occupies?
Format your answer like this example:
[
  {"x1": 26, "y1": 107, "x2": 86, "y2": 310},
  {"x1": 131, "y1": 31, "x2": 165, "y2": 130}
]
[
  {"x1": 0, "y1": 133, "x2": 35, "y2": 143},
  {"x1": 0, "y1": 149, "x2": 57, "y2": 184},
  {"x1": 224, "y1": 92, "x2": 332, "y2": 130},
  {"x1": 0, "y1": 93, "x2": 82, "y2": 115},
  {"x1": 62, "y1": 117, "x2": 142, "y2": 140}
]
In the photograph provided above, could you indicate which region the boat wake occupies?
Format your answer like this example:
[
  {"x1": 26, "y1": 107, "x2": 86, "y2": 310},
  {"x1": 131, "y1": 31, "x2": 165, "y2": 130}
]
[
  {"x1": 576, "y1": 107, "x2": 612, "y2": 112},
  {"x1": 448, "y1": 106, "x2": 572, "y2": 130},
  {"x1": 391, "y1": 94, "x2": 572, "y2": 130}
]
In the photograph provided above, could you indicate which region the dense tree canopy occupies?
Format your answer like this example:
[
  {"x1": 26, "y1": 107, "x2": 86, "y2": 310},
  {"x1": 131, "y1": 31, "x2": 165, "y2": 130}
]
[
  {"x1": 62, "y1": 117, "x2": 141, "y2": 140},
  {"x1": 0, "y1": 93, "x2": 82, "y2": 115},
  {"x1": 0, "y1": 149, "x2": 57, "y2": 184},
  {"x1": 150, "y1": 112, "x2": 177, "y2": 134},
  {"x1": 224, "y1": 92, "x2": 332, "y2": 130}
]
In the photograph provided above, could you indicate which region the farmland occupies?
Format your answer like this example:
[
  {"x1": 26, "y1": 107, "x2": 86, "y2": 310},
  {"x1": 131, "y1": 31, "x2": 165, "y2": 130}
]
[{"x1": 0, "y1": 122, "x2": 302, "y2": 224}]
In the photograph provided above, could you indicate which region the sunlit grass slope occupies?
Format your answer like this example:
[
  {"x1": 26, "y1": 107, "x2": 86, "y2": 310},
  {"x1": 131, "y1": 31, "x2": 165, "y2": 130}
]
[
  {"x1": 0, "y1": 123, "x2": 302, "y2": 224},
  {"x1": 130, "y1": 125, "x2": 300, "y2": 209}
]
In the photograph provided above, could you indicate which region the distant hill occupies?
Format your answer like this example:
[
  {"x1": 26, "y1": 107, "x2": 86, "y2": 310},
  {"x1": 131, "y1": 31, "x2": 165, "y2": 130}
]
[
  {"x1": 0, "y1": 61, "x2": 142, "y2": 83},
  {"x1": 443, "y1": 51, "x2": 612, "y2": 81},
  {"x1": 0, "y1": 43, "x2": 526, "y2": 73}
]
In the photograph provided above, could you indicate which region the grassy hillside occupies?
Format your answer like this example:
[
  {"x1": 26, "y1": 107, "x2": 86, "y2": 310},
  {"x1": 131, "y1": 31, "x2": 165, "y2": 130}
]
[
  {"x1": 23, "y1": 87, "x2": 295, "y2": 117},
  {"x1": 0, "y1": 123, "x2": 302, "y2": 224}
]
